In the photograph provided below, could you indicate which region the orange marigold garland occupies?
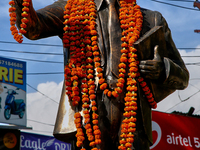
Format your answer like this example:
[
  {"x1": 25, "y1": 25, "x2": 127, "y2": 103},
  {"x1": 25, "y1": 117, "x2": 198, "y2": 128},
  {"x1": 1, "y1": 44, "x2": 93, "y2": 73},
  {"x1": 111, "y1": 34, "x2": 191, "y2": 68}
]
[
  {"x1": 85, "y1": 1, "x2": 102, "y2": 146},
  {"x1": 118, "y1": 0, "x2": 157, "y2": 149},
  {"x1": 118, "y1": 1, "x2": 139, "y2": 149},
  {"x1": 84, "y1": 1, "x2": 98, "y2": 147},
  {"x1": 138, "y1": 75, "x2": 157, "y2": 109},
  {"x1": 63, "y1": 0, "x2": 101, "y2": 149},
  {"x1": 63, "y1": 0, "x2": 157, "y2": 149},
  {"x1": 9, "y1": 0, "x2": 30, "y2": 43},
  {"x1": 74, "y1": 112, "x2": 85, "y2": 147}
]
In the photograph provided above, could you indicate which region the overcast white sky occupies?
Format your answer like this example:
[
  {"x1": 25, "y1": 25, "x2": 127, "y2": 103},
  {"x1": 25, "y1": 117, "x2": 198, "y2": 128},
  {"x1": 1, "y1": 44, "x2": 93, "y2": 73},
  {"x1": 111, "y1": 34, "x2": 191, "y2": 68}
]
[{"x1": 0, "y1": 0, "x2": 200, "y2": 136}]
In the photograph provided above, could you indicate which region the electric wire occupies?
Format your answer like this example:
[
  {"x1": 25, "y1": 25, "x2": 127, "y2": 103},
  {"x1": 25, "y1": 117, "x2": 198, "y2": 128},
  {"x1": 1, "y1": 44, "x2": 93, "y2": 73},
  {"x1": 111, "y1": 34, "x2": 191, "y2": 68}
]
[
  {"x1": 27, "y1": 119, "x2": 54, "y2": 126},
  {"x1": 178, "y1": 89, "x2": 200, "y2": 102},
  {"x1": 165, "y1": 0, "x2": 194, "y2": 2},
  {"x1": 2, "y1": 50, "x2": 200, "y2": 65},
  {"x1": 185, "y1": 62, "x2": 200, "y2": 65},
  {"x1": 1, "y1": 48, "x2": 200, "y2": 58},
  {"x1": 26, "y1": 83, "x2": 59, "y2": 104},
  {"x1": 151, "y1": 0, "x2": 199, "y2": 11},
  {"x1": 165, "y1": 101, "x2": 182, "y2": 112},
  {"x1": 0, "y1": 40, "x2": 200, "y2": 51},
  {"x1": 0, "y1": 40, "x2": 62, "y2": 47},
  {"x1": 0, "y1": 48, "x2": 200, "y2": 58},
  {"x1": 2, "y1": 50, "x2": 200, "y2": 66},
  {"x1": 1, "y1": 40, "x2": 200, "y2": 75},
  {"x1": 187, "y1": 64, "x2": 200, "y2": 66},
  {"x1": 1, "y1": 48, "x2": 200, "y2": 57},
  {"x1": 27, "y1": 72, "x2": 64, "y2": 75},
  {"x1": 195, "y1": 108, "x2": 200, "y2": 113},
  {"x1": 182, "y1": 56, "x2": 200, "y2": 57},
  {"x1": 165, "y1": 83, "x2": 200, "y2": 112},
  {"x1": 24, "y1": 130, "x2": 53, "y2": 134},
  {"x1": 190, "y1": 78, "x2": 200, "y2": 80},
  {"x1": 1, "y1": 55, "x2": 63, "y2": 64},
  {"x1": 186, "y1": 83, "x2": 200, "y2": 114},
  {"x1": 0, "y1": 49, "x2": 63, "y2": 55},
  {"x1": 179, "y1": 48, "x2": 200, "y2": 50}
]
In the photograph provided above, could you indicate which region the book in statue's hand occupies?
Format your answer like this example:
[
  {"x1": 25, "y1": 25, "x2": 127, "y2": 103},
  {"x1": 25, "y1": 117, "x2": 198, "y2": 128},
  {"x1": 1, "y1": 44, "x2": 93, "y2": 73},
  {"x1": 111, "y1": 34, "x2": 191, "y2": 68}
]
[{"x1": 134, "y1": 26, "x2": 167, "y2": 60}]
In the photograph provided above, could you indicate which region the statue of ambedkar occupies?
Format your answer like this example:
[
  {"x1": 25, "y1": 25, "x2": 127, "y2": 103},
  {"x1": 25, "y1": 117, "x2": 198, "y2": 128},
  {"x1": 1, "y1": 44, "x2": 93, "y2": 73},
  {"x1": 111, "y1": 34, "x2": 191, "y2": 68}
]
[{"x1": 12, "y1": 0, "x2": 189, "y2": 149}]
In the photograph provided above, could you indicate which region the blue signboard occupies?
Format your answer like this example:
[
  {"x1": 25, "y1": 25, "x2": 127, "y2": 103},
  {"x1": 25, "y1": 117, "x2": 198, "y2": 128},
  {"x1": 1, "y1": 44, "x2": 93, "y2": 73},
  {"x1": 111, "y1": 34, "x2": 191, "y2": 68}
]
[
  {"x1": 21, "y1": 132, "x2": 71, "y2": 150},
  {"x1": 0, "y1": 56, "x2": 26, "y2": 126}
]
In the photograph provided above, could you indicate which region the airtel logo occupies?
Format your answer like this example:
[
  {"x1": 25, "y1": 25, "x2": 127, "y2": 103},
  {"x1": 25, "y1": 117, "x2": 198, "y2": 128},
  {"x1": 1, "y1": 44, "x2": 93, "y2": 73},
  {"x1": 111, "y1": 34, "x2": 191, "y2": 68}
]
[{"x1": 150, "y1": 121, "x2": 162, "y2": 149}]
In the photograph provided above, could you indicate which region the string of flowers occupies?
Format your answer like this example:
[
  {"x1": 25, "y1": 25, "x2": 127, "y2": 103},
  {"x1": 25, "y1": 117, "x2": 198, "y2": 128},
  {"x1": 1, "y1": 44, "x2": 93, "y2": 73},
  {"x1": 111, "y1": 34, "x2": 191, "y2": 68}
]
[
  {"x1": 63, "y1": 0, "x2": 157, "y2": 149},
  {"x1": 9, "y1": 0, "x2": 30, "y2": 43},
  {"x1": 64, "y1": 0, "x2": 86, "y2": 148},
  {"x1": 63, "y1": 0, "x2": 101, "y2": 149},
  {"x1": 85, "y1": 1, "x2": 102, "y2": 147},
  {"x1": 118, "y1": 1, "x2": 140, "y2": 149},
  {"x1": 118, "y1": 0, "x2": 157, "y2": 149},
  {"x1": 93, "y1": 7, "x2": 157, "y2": 111},
  {"x1": 84, "y1": 1, "x2": 97, "y2": 148}
]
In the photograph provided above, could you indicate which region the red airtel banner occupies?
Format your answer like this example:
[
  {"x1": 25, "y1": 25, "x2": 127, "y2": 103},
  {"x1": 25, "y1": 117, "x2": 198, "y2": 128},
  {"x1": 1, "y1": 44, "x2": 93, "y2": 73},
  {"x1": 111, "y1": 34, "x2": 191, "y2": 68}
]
[{"x1": 151, "y1": 111, "x2": 200, "y2": 150}]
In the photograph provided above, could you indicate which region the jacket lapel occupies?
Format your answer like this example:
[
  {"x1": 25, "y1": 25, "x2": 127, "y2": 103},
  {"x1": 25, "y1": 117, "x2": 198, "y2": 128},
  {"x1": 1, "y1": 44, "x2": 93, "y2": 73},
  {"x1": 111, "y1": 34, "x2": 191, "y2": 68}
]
[
  {"x1": 95, "y1": 0, "x2": 122, "y2": 78},
  {"x1": 95, "y1": 0, "x2": 103, "y2": 11}
]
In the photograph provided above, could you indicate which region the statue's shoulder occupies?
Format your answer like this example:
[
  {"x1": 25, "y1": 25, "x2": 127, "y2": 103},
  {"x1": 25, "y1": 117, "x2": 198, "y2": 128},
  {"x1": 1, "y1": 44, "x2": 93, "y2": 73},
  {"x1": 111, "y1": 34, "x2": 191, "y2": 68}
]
[
  {"x1": 140, "y1": 7, "x2": 166, "y2": 27},
  {"x1": 140, "y1": 7, "x2": 163, "y2": 18},
  {"x1": 48, "y1": 0, "x2": 67, "y2": 10}
]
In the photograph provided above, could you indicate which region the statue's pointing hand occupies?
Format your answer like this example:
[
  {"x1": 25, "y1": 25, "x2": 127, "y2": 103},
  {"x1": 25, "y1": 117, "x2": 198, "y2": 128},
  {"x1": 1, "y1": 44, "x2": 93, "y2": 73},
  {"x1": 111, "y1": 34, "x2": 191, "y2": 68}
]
[{"x1": 139, "y1": 45, "x2": 165, "y2": 80}]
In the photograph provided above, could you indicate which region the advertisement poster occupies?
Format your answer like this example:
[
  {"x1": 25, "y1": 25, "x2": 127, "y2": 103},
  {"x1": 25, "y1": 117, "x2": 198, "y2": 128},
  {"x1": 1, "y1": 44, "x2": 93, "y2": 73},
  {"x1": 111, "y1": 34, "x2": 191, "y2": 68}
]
[
  {"x1": 21, "y1": 132, "x2": 71, "y2": 150},
  {"x1": 151, "y1": 111, "x2": 200, "y2": 150},
  {"x1": 0, "y1": 129, "x2": 20, "y2": 150},
  {"x1": 0, "y1": 56, "x2": 26, "y2": 126}
]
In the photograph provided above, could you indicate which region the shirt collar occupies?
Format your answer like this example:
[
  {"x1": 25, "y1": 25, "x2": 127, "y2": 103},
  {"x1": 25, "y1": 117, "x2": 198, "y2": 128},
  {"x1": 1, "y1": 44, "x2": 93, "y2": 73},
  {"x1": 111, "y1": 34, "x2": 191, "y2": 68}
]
[
  {"x1": 94, "y1": 0, "x2": 120, "y2": 11},
  {"x1": 95, "y1": 0, "x2": 103, "y2": 11}
]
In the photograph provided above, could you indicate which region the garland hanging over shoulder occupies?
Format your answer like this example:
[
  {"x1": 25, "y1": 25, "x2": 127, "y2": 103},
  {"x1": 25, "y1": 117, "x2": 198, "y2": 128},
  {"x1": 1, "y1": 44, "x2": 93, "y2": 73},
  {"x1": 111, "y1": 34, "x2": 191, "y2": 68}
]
[
  {"x1": 9, "y1": 0, "x2": 157, "y2": 149},
  {"x1": 63, "y1": 0, "x2": 101, "y2": 149},
  {"x1": 63, "y1": 0, "x2": 157, "y2": 149},
  {"x1": 9, "y1": 0, "x2": 30, "y2": 43}
]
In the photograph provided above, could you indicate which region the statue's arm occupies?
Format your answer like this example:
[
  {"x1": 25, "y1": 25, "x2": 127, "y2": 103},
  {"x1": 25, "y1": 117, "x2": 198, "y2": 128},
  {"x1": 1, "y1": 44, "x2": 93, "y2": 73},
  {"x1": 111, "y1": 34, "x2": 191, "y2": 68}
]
[
  {"x1": 156, "y1": 12, "x2": 189, "y2": 90},
  {"x1": 14, "y1": 0, "x2": 67, "y2": 40}
]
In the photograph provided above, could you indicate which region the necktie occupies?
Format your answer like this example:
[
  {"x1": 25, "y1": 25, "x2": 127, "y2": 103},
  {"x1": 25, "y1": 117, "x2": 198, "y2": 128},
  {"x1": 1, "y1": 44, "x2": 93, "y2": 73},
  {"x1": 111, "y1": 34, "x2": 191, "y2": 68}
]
[{"x1": 107, "y1": 0, "x2": 122, "y2": 79}]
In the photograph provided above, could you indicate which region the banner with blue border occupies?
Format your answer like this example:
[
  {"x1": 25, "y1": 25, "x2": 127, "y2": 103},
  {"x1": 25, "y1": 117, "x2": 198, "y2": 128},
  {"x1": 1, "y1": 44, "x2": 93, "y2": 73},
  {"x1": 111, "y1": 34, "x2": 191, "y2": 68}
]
[{"x1": 0, "y1": 56, "x2": 27, "y2": 126}]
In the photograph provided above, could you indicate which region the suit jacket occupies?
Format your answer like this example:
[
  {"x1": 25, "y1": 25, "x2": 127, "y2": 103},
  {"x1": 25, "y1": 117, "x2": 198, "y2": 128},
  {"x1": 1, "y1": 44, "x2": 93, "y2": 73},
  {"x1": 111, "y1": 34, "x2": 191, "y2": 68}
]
[{"x1": 14, "y1": 0, "x2": 189, "y2": 149}]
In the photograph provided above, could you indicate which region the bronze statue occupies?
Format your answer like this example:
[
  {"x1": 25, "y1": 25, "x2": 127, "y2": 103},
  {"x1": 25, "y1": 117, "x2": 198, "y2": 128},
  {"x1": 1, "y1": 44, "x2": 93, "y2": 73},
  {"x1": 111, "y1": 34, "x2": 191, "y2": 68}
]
[{"x1": 12, "y1": 0, "x2": 189, "y2": 149}]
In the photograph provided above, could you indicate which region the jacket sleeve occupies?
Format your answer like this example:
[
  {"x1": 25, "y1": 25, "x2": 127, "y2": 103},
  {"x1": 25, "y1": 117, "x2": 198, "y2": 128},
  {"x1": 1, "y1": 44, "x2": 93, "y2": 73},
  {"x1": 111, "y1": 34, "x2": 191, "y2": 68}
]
[
  {"x1": 151, "y1": 11, "x2": 189, "y2": 103},
  {"x1": 14, "y1": 0, "x2": 67, "y2": 40}
]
